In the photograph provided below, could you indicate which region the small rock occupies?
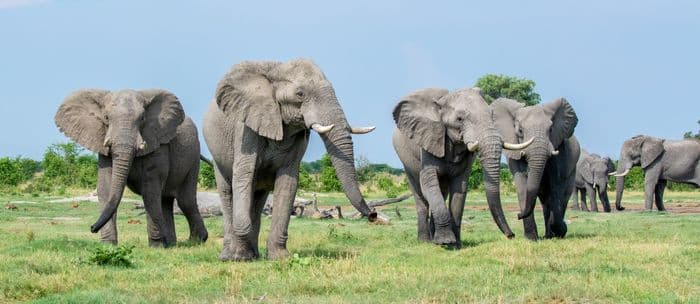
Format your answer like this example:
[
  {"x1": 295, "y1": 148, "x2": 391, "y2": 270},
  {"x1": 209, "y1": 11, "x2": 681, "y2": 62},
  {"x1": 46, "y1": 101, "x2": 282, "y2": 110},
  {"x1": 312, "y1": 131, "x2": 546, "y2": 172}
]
[{"x1": 5, "y1": 203, "x2": 17, "y2": 210}]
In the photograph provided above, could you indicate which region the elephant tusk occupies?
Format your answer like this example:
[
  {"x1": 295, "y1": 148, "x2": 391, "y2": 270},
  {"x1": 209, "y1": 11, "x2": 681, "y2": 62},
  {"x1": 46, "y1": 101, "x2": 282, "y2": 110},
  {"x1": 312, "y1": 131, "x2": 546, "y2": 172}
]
[
  {"x1": 311, "y1": 123, "x2": 334, "y2": 134},
  {"x1": 520, "y1": 150, "x2": 526, "y2": 158},
  {"x1": 467, "y1": 141, "x2": 479, "y2": 152},
  {"x1": 593, "y1": 182, "x2": 597, "y2": 189},
  {"x1": 608, "y1": 172, "x2": 616, "y2": 176},
  {"x1": 350, "y1": 126, "x2": 375, "y2": 134},
  {"x1": 551, "y1": 150, "x2": 560, "y2": 156},
  {"x1": 503, "y1": 137, "x2": 534, "y2": 150},
  {"x1": 614, "y1": 168, "x2": 630, "y2": 177},
  {"x1": 103, "y1": 137, "x2": 111, "y2": 147}
]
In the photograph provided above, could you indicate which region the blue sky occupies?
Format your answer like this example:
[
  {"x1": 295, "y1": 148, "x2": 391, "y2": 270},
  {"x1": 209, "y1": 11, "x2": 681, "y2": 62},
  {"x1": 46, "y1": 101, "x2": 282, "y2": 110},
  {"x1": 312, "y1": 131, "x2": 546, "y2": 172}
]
[{"x1": 1, "y1": 0, "x2": 698, "y2": 167}]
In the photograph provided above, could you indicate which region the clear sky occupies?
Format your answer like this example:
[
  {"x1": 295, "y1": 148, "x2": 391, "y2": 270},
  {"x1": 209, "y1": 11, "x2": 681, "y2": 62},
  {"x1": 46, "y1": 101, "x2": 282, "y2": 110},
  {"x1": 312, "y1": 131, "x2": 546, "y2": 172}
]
[{"x1": 1, "y1": 0, "x2": 698, "y2": 167}]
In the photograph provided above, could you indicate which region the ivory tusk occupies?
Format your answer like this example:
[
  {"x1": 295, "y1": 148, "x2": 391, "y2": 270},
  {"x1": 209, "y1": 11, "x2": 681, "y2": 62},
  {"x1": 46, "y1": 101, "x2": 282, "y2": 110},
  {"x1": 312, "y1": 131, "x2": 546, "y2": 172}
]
[
  {"x1": 350, "y1": 126, "x2": 375, "y2": 134},
  {"x1": 467, "y1": 141, "x2": 479, "y2": 152},
  {"x1": 614, "y1": 168, "x2": 630, "y2": 177},
  {"x1": 520, "y1": 150, "x2": 526, "y2": 158},
  {"x1": 551, "y1": 150, "x2": 560, "y2": 156},
  {"x1": 503, "y1": 137, "x2": 534, "y2": 150},
  {"x1": 311, "y1": 123, "x2": 334, "y2": 134},
  {"x1": 103, "y1": 137, "x2": 111, "y2": 147}
]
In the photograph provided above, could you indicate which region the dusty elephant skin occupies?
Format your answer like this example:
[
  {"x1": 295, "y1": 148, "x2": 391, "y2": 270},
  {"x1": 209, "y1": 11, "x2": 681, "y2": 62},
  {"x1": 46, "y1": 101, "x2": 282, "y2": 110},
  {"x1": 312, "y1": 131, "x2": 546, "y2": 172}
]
[
  {"x1": 203, "y1": 59, "x2": 376, "y2": 261},
  {"x1": 55, "y1": 89, "x2": 208, "y2": 247},
  {"x1": 612, "y1": 135, "x2": 700, "y2": 211},
  {"x1": 571, "y1": 150, "x2": 616, "y2": 212},
  {"x1": 493, "y1": 97, "x2": 579, "y2": 241},
  {"x1": 392, "y1": 88, "x2": 529, "y2": 246}
]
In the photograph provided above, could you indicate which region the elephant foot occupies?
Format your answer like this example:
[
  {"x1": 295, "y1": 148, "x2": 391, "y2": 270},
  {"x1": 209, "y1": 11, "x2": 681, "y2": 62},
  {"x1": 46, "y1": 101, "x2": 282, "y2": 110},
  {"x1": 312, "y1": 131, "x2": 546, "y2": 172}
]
[
  {"x1": 549, "y1": 222, "x2": 567, "y2": 238},
  {"x1": 189, "y1": 230, "x2": 209, "y2": 244},
  {"x1": 432, "y1": 228, "x2": 457, "y2": 245},
  {"x1": 524, "y1": 232, "x2": 539, "y2": 242},
  {"x1": 616, "y1": 206, "x2": 626, "y2": 211},
  {"x1": 220, "y1": 244, "x2": 258, "y2": 262},
  {"x1": 100, "y1": 238, "x2": 118, "y2": 246},
  {"x1": 149, "y1": 238, "x2": 174, "y2": 248},
  {"x1": 267, "y1": 246, "x2": 290, "y2": 260}
]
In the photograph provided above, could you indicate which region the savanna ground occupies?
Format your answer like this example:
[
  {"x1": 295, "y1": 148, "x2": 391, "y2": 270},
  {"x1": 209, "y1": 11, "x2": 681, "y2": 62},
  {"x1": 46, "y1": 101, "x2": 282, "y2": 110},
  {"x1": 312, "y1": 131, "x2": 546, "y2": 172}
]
[{"x1": 0, "y1": 190, "x2": 698, "y2": 303}]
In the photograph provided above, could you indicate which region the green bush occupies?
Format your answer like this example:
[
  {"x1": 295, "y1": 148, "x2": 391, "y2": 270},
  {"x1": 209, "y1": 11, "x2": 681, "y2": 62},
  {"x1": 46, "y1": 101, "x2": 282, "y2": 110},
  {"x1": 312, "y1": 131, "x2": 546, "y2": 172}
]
[
  {"x1": 28, "y1": 142, "x2": 97, "y2": 193},
  {"x1": 84, "y1": 245, "x2": 135, "y2": 267},
  {"x1": 298, "y1": 165, "x2": 313, "y2": 190},
  {"x1": 198, "y1": 161, "x2": 216, "y2": 189},
  {"x1": 319, "y1": 154, "x2": 342, "y2": 192},
  {"x1": 468, "y1": 158, "x2": 483, "y2": 190},
  {"x1": 0, "y1": 156, "x2": 40, "y2": 186}
]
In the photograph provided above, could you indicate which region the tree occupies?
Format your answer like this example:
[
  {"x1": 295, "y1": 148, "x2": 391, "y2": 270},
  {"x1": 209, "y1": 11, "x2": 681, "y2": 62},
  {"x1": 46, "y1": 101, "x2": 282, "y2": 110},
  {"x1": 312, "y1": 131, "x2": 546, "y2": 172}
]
[
  {"x1": 298, "y1": 165, "x2": 313, "y2": 190},
  {"x1": 198, "y1": 161, "x2": 216, "y2": 189},
  {"x1": 474, "y1": 74, "x2": 541, "y2": 106},
  {"x1": 683, "y1": 120, "x2": 700, "y2": 140},
  {"x1": 319, "y1": 153, "x2": 342, "y2": 192}
]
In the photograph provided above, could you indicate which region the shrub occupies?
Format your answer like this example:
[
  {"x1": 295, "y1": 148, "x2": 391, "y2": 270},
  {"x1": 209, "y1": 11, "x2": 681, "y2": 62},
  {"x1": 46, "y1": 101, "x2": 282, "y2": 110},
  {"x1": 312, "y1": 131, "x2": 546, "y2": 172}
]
[
  {"x1": 84, "y1": 245, "x2": 135, "y2": 267},
  {"x1": 0, "y1": 156, "x2": 40, "y2": 186},
  {"x1": 319, "y1": 154, "x2": 342, "y2": 192},
  {"x1": 198, "y1": 161, "x2": 216, "y2": 189},
  {"x1": 298, "y1": 165, "x2": 313, "y2": 190}
]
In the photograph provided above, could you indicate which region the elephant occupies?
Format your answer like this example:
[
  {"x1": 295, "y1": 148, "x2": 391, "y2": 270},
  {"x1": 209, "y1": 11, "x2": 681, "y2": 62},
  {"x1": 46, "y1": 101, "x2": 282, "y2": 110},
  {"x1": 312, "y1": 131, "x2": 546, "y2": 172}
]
[
  {"x1": 612, "y1": 135, "x2": 700, "y2": 211},
  {"x1": 392, "y1": 87, "x2": 532, "y2": 246},
  {"x1": 55, "y1": 89, "x2": 208, "y2": 247},
  {"x1": 493, "y1": 97, "x2": 579, "y2": 240},
  {"x1": 571, "y1": 150, "x2": 615, "y2": 212},
  {"x1": 203, "y1": 59, "x2": 377, "y2": 261}
]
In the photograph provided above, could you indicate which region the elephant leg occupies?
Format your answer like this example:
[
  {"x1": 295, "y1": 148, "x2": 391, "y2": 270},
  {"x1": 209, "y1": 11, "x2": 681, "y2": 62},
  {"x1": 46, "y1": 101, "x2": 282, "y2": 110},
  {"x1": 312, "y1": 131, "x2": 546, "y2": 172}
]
[
  {"x1": 250, "y1": 190, "x2": 269, "y2": 258},
  {"x1": 267, "y1": 166, "x2": 299, "y2": 260},
  {"x1": 97, "y1": 156, "x2": 117, "y2": 244},
  {"x1": 143, "y1": 190, "x2": 169, "y2": 247},
  {"x1": 513, "y1": 171, "x2": 538, "y2": 241},
  {"x1": 177, "y1": 170, "x2": 209, "y2": 242},
  {"x1": 643, "y1": 171, "x2": 661, "y2": 211},
  {"x1": 448, "y1": 174, "x2": 468, "y2": 247},
  {"x1": 599, "y1": 188, "x2": 612, "y2": 212},
  {"x1": 541, "y1": 194, "x2": 552, "y2": 239},
  {"x1": 161, "y1": 196, "x2": 177, "y2": 245},
  {"x1": 407, "y1": 172, "x2": 431, "y2": 242},
  {"x1": 586, "y1": 183, "x2": 598, "y2": 212},
  {"x1": 176, "y1": 169, "x2": 208, "y2": 243},
  {"x1": 225, "y1": 154, "x2": 258, "y2": 261},
  {"x1": 419, "y1": 168, "x2": 456, "y2": 245},
  {"x1": 654, "y1": 180, "x2": 667, "y2": 211},
  {"x1": 214, "y1": 166, "x2": 236, "y2": 261},
  {"x1": 571, "y1": 187, "x2": 580, "y2": 210},
  {"x1": 580, "y1": 187, "x2": 589, "y2": 212}
]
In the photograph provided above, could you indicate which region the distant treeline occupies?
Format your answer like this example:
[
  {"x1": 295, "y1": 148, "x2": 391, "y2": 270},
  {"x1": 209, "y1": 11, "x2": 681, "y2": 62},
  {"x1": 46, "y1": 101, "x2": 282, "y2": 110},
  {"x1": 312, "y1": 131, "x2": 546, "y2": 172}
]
[{"x1": 1, "y1": 142, "x2": 697, "y2": 195}]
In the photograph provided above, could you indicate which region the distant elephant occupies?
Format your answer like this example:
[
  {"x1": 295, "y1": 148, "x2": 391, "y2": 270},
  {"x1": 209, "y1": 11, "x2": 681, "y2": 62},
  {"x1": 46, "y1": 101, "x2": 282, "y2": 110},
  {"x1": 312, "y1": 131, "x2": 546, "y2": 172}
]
[
  {"x1": 392, "y1": 88, "x2": 531, "y2": 245},
  {"x1": 493, "y1": 97, "x2": 579, "y2": 240},
  {"x1": 571, "y1": 150, "x2": 615, "y2": 212},
  {"x1": 612, "y1": 135, "x2": 700, "y2": 211},
  {"x1": 203, "y1": 59, "x2": 377, "y2": 261},
  {"x1": 55, "y1": 89, "x2": 208, "y2": 247}
]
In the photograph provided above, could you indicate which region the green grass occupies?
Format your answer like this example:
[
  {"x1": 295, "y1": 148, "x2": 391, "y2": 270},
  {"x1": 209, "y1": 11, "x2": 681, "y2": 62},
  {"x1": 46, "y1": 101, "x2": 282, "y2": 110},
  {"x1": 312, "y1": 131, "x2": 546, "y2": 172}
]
[{"x1": 0, "y1": 191, "x2": 698, "y2": 303}]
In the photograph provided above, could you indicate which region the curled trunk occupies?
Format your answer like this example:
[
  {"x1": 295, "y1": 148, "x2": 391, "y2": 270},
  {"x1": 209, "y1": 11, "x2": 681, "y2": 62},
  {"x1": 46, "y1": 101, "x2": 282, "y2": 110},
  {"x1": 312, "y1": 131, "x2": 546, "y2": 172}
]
[
  {"x1": 479, "y1": 131, "x2": 514, "y2": 238},
  {"x1": 91, "y1": 144, "x2": 134, "y2": 233}
]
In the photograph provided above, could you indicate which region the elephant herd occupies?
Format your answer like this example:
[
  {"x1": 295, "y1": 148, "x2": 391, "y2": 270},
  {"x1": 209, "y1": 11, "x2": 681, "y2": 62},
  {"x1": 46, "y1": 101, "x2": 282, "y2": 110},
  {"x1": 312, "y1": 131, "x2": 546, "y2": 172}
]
[{"x1": 53, "y1": 58, "x2": 700, "y2": 261}]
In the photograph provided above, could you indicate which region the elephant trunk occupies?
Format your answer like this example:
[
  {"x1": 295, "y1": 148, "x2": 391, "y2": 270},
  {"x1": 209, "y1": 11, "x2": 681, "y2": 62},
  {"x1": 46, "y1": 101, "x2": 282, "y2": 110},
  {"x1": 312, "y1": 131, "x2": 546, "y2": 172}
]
[
  {"x1": 478, "y1": 130, "x2": 514, "y2": 238},
  {"x1": 91, "y1": 143, "x2": 134, "y2": 233},
  {"x1": 519, "y1": 140, "x2": 550, "y2": 219},
  {"x1": 614, "y1": 160, "x2": 631, "y2": 211}
]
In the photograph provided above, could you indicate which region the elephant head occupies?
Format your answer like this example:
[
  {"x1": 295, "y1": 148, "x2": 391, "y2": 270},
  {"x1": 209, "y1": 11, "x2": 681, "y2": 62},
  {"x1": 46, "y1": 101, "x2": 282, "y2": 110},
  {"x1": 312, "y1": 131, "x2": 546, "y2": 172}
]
[
  {"x1": 493, "y1": 97, "x2": 578, "y2": 219},
  {"x1": 55, "y1": 89, "x2": 185, "y2": 232},
  {"x1": 611, "y1": 135, "x2": 665, "y2": 210},
  {"x1": 393, "y1": 87, "x2": 531, "y2": 237},
  {"x1": 579, "y1": 150, "x2": 616, "y2": 211},
  {"x1": 215, "y1": 59, "x2": 376, "y2": 216}
]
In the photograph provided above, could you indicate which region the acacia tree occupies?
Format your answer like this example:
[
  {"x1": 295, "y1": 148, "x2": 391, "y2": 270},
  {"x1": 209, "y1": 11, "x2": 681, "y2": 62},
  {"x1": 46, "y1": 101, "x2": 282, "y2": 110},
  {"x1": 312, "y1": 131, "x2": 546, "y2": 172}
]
[{"x1": 474, "y1": 74, "x2": 541, "y2": 105}]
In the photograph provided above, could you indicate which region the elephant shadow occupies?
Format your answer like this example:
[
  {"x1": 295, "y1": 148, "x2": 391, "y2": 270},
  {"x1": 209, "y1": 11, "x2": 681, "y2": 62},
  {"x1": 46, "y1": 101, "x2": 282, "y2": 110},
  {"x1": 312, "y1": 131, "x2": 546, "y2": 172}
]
[
  {"x1": 457, "y1": 237, "x2": 497, "y2": 249},
  {"x1": 563, "y1": 232, "x2": 598, "y2": 239},
  {"x1": 290, "y1": 246, "x2": 357, "y2": 260}
]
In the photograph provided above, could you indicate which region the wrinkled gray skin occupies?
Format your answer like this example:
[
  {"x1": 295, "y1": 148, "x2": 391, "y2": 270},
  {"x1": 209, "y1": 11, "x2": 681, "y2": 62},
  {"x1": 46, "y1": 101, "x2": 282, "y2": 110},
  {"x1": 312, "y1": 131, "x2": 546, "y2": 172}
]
[
  {"x1": 392, "y1": 88, "x2": 521, "y2": 246},
  {"x1": 493, "y1": 98, "x2": 579, "y2": 241},
  {"x1": 571, "y1": 150, "x2": 615, "y2": 212},
  {"x1": 203, "y1": 59, "x2": 376, "y2": 261},
  {"x1": 55, "y1": 89, "x2": 208, "y2": 247},
  {"x1": 613, "y1": 135, "x2": 700, "y2": 211}
]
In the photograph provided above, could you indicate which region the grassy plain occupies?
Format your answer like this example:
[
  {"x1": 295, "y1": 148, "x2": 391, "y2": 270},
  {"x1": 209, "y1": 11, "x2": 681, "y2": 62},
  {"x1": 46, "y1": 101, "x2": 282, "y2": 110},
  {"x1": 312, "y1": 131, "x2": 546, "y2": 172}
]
[{"x1": 0, "y1": 190, "x2": 698, "y2": 303}]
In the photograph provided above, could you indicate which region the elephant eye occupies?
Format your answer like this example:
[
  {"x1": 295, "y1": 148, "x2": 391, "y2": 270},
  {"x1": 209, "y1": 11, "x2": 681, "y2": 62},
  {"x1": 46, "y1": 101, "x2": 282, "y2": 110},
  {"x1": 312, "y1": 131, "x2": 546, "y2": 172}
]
[{"x1": 295, "y1": 91, "x2": 305, "y2": 98}]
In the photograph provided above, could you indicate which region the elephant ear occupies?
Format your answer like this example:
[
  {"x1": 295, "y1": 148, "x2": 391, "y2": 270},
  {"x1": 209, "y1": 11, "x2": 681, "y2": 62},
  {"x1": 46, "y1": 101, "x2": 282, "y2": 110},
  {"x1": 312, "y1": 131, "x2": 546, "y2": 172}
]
[
  {"x1": 216, "y1": 61, "x2": 283, "y2": 141},
  {"x1": 604, "y1": 157, "x2": 616, "y2": 174},
  {"x1": 54, "y1": 89, "x2": 110, "y2": 156},
  {"x1": 641, "y1": 136, "x2": 664, "y2": 168},
  {"x1": 579, "y1": 157, "x2": 593, "y2": 183},
  {"x1": 543, "y1": 97, "x2": 578, "y2": 148},
  {"x1": 392, "y1": 88, "x2": 448, "y2": 158},
  {"x1": 492, "y1": 98, "x2": 525, "y2": 160},
  {"x1": 138, "y1": 89, "x2": 185, "y2": 156}
]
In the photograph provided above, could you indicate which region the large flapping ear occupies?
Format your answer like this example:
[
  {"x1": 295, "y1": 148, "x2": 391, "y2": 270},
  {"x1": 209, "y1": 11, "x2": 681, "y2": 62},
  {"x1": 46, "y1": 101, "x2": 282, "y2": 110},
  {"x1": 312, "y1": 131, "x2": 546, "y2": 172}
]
[
  {"x1": 579, "y1": 156, "x2": 593, "y2": 183},
  {"x1": 491, "y1": 98, "x2": 525, "y2": 160},
  {"x1": 54, "y1": 89, "x2": 110, "y2": 155},
  {"x1": 641, "y1": 136, "x2": 664, "y2": 168},
  {"x1": 138, "y1": 89, "x2": 185, "y2": 156},
  {"x1": 216, "y1": 61, "x2": 283, "y2": 141},
  {"x1": 392, "y1": 88, "x2": 449, "y2": 158},
  {"x1": 543, "y1": 97, "x2": 578, "y2": 148}
]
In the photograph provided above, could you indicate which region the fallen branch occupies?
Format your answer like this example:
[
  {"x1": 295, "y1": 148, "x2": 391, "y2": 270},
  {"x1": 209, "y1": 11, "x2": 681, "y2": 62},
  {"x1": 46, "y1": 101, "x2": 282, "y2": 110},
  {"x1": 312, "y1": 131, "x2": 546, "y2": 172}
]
[{"x1": 368, "y1": 194, "x2": 411, "y2": 207}]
